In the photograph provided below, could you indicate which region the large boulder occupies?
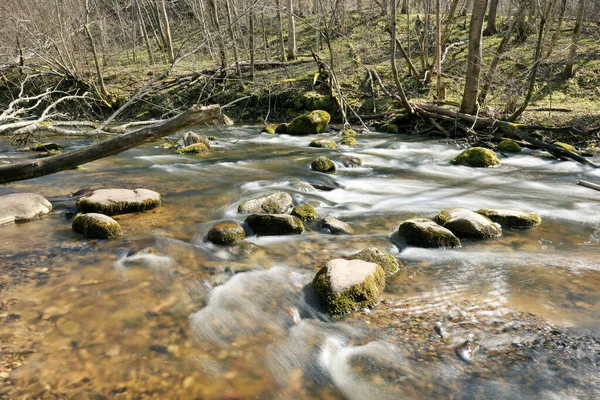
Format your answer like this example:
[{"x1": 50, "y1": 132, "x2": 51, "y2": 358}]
[
  {"x1": 351, "y1": 248, "x2": 400, "y2": 277},
  {"x1": 72, "y1": 213, "x2": 122, "y2": 239},
  {"x1": 0, "y1": 193, "x2": 52, "y2": 225},
  {"x1": 476, "y1": 209, "x2": 541, "y2": 229},
  {"x1": 207, "y1": 221, "x2": 246, "y2": 245},
  {"x1": 309, "y1": 139, "x2": 337, "y2": 149},
  {"x1": 286, "y1": 110, "x2": 331, "y2": 135},
  {"x1": 450, "y1": 147, "x2": 501, "y2": 168},
  {"x1": 434, "y1": 208, "x2": 502, "y2": 238},
  {"x1": 321, "y1": 216, "x2": 354, "y2": 235},
  {"x1": 291, "y1": 204, "x2": 318, "y2": 221},
  {"x1": 176, "y1": 132, "x2": 210, "y2": 149},
  {"x1": 76, "y1": 188, "x2": 161, "y2": 216},
  {"x1": 311, "y1": 156, "x2": 336, "y2": 173},
  {"x1": 312, "y1": 259, "x2": 386, "y2": 316},
  {"x1": 245, "y1": 214, "x2": 305, "y2": 236},
  {"x1": 398, "y1": 218, "x2": 461, "y2": 248},
  {"x1": 238, "y1": 192, "x2": 292, "y2": 214}
]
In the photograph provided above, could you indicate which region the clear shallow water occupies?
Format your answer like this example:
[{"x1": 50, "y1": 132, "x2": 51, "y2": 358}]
[{"x1": 0, "y1": 127, "x2": 599, "y2": 398}]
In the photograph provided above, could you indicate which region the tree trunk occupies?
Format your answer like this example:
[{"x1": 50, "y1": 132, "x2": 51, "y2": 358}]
[
  {"x1": 159, "y1": 0, "x2": 175, "y2": 62},
  {"x1": 224, "y1": 0, "x2": 241, "y2": 75},
  {"x1": 391, "y1": 0, "x2": 414, "y2": 114},
  {"x1": 135, "y1": 0, "x2": 155, "y2": 64},
  {"x1": 207, "y1": 0, "x2": 227, "y2": 70},
  {"x1": 459, "y1": 0, "x2": 488, "y2": 115},
  {"x1": 287, "y1": 0, "x2": 297, "y2": 60},
  {"x1": 0, "y1": 105, "x2": 221, "y2": 185},
  {"x1": 435, "y1": 0, "x2": 442, "y2": 101},
  {"x1": 563, "y1": 0, "x2": 585, "y2": 79},
  {"x1": 249, "y1": 9, "x2": 255, "y2": 80},
  {"x1": 84, "y1": 0, "x2": 109, "y2": 99},
  {"x1": 483, "y1": 0, "x2": 500, "y2": 36},
  {"x1": 401, "y1": 0, "x2": 409, "y2": 14},
  {"x1": 275, "y1": 0, "x2": 287, "y2": 62}
]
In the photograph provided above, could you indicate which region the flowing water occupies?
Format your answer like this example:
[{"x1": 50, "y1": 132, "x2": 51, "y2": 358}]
[{"x1": 1, "y1": 126, "x2": 599, "y2": 399}]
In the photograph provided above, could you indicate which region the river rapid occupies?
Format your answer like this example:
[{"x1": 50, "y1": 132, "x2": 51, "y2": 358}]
[{"x1": 1, "y1": 126, "x2": 599, "y2": 399}]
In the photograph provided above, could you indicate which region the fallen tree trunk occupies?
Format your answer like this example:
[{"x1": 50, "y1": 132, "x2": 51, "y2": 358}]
[
  {"x1": 0, "y1": 104, "x2": 221, "y2": 184},
  {"x1": 577, "y1": 180, "x2": 600, "y2": 192}
]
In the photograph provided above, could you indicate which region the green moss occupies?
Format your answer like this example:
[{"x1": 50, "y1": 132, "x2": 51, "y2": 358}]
[
  {"x1": 398, "y1": 218, "x2": 461, "y2": 248},
  {"x1": 72, "y1": 214, "x2": 123, "y2": 239},
  {"x1": 340, "y1": 137, "x2": 357, "y2": 147},
  {"x1": 176, "y1": 143, "x2": 210, "y2": 154},
  {"x1": 476, "y1": 209, "x2": 541, "y2": 229},
  {"x1": 245, "y1": 214, "x2": 305, "y2": 236},
  {"x1": 261, "y1": 199, "x2": 283, "y2": 214},
  {"x1": 32, "y1": 142, "x2": 62, "y2": 151},
  {"x1": 311, "y1": 156, "x2": 336, "y2": 173},
  {"x1": 286, "y1": 110, "x2": 331, "y2": 135},
  {"x1": 275, "y1": 123, "x2": 288, "y2": 134},
  {"x1": 291, "y1": 204, "x2": 318, "y2": 221},
  {"x1": 309, "y1": 139, "x2": 337, "y2": 149},
  {"x1": 377, "y1": 124, "x2": 398, "y2": 133},
  {"x1": 207, "y1": 222, "x2": 246, "y2": 245},
  {"x1": 434, "y1": 208, "x2": 502, "y2": 238},
  {"x1": 76, "y1": 197, "x2": 161, "y2": 216},
  {"x1": 497, "y1": 139, "x2": 522, "y2": 153},
  {"x1": 552, "y1": 141, "x2": 576, "y2": 152},
  {"x1": 450, "y1": 147, "x2": 501, "y2": 167},
  {"x1": 352, "y1": 248, "x2": 401, "y2": 277},
  {"x1": 294, "y1": 91, "x2": 330, "y2": 110},
  {"x1": 341, "y1": 129, "x2": 358, "y2": 137},
  {"x1": 261, "y1": 124, "x2": 276, "y2": 134}
]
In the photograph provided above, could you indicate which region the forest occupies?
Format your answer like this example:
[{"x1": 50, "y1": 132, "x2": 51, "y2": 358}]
[{"x1": 0, "y1": 0, "x2": 599, "y2": 398}]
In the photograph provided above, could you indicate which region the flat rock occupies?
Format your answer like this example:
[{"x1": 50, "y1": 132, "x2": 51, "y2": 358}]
[
  {"x1": 245, "y1": 214, "x2": 304, "y2": 236},
  {"x1": 321, "y1": 215, "x2": 354, "y2": 235},
  {"x1": 434, "y1": 208, "x2": 502, "y2": 239},
  {"x1": 0, "y1": 193, "x2": 52, "y2": 225},
  {"x1": 309, "y1": 139, "x2": 337, "y2": 149},
  {"x1": 238, "y1": 192, "x2": 292, "y2": 214},
  {"x1": 72, "y1": 213, "x2": 122, "y2": 239},
  {"x1": 476, "y1": 208, "x2": 541, "y2": 229},
  {"x1": 398, "y1": 218, "x2": 461, "y2": 248},
  {"x1": 312, "y1": 259, "x2": 386, "y2": 316},
  {"x1": 76, "y1": 188, "x2": 161, "y2": 216}
]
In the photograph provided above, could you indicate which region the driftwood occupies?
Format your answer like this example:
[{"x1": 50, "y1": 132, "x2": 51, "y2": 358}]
[
  {"x1": 577, "y1": 180, "x2": 600, "y2": 192},
  {"x1": 0, "y1": 104, "x2": 221, "y2": 184}
]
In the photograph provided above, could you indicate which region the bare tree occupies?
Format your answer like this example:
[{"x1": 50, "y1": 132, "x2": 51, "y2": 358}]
[
  {"x1": 460, "y1": 0, "x2": 488, "y2": 115},
  {"x1": 158, "y1": 0, "x2": 175, "y2": 62},
  {"x1": 287, "y1": 0, "x2": 297, "y2": 60},
  {"x1": 484, "y1": 0, "x2": 500, "y2": 36},
  {"x1": 563, "y1": 0, "x2": 585, "y2": 78}
]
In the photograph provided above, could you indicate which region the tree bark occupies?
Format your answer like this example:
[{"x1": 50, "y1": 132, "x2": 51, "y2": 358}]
[
  {"x1": 275, "y1": 0, "x2": 287, "y2": 62},
  {"x1": 563, "y1": 0, "x2": 585, "y2": 79},
  {"x1": 391, "y1": 0, "x2": 414, "y2": 114},
  {"x1": 483, "y1": 0, "x2": 500, "y2": 36},
  {"x1": 224, "y1": 0, "x2": 241, "y2": 75},
  {"x1": 287, "y1": 0, "x2": 297, "y2": 60},
  {"x1": 84, "y1": 0, "x2": 109, "y2": 99},
  {"x1": 159, "y1": 0, "x2": 175, "y2": 62},
  {"x1": 459, "y1": 0, "x2": 488, "y2": 115},
  {"x1": 0, "y1": 105, "x2": 221, "y2": 185}
]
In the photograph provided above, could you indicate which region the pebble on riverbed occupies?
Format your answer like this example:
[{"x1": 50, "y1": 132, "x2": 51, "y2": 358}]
[{"x1": 72, "y1": 213, "x2": 122, "y2": 239}]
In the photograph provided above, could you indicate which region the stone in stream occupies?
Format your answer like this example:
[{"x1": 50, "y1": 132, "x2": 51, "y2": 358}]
[
  {"x1": 434, "y1": 208, "x2": 502, "y2": 239},
  {"x1": 377, "y1": 123, "x2": 398, "y2": 133},
  {"x1": 72, "y1": 213, "x2": 122, "y2": 239},
  {"x1": 176, "y1": 143, "x2": 210, "y2": 154},
  {"x1": 76, "y1": 188, "x2": 161, "y2": 216},
  {"x1": 321, "y1": 215, "x2": 354, "y2": 235},
  {"x1": 245, "y1": 214, "x2": 305, "y2": 236},
  {"x1": 309, "y1": 139, "x2": 337, "y2": 149},
  {"x1": 0, "y1": 193, "x2": 53, "y2": 226},
  {"x1": 450, "y1": 147, "x2": 501, "y2": 168},
  {"x1": 237, "y1": 192, "x2": 293, "y2": 214},
  {"x1": 341, "y1": 129, "x2": 358, "y2": 137},
  {"x1": 207, "y1": 221, "x2": 246, "y2": 245},
  {"x1": 286, "y1": 110, "x2": 331, "y2": 135},
  {"x1": 312, "y1": 259, "x2": 386, "y2": 316},
  {"x1": 350, "y1": 248, "x2": 401, "y2": 277},
  {"x1": 497, "y1": 139, "x2": 522, "y2": 153},
  {"x1": 311, "y1": 156, "x2": 336, "y2": 174},
  {"x1": 261, "y1": 124, "x2": 276, "y2": 134},
  {"x1": 340, "y1": 155, "x2": 363, "y2": 167},
  {"x1": 291, "y1": 204, "x2": 318, "y2": 221},
  {"x1": 398, "y1": 218, "x2": 461, "y2": 248},
  {"x1": 340, "y1": 137, "x2": 357, "y2": 147},
  {"x1": 290, "y1": 180, "x2": 316, "y2": 192},
  {"x1": 476, "y1": 209, "x2": 541, "y2": 229},
  {"x1": 175, "y1": 132, "x2": 210, "y2": 149}
]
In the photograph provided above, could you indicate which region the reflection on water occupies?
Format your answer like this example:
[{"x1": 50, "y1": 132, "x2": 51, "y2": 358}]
[{"x1": 0, "y1": 127, "x2": 599, "y2": 398}]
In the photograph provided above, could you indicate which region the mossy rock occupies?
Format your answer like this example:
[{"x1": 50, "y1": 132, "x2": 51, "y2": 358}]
[
  {"x1": 176, "y1": 143, "x2": 210, "y2": 154},
  {"x1": 341, "y1": 129, "x2": 358, "y2": 137},
  {"x1": 340, "y1": 155, "x2": 363, "y2": 167},
  {"x1": 286, "y1": 110, "x2": 331, "y2": 135},
  {"x1": 476, "y1": 209, "x2": 541, "y2": 229},
  {"x1": 76, "y1": 189, "x2": 161, "y2": 216},
  {"x1": 176, "y1": 132, "x2": 210, "y2": 149},
  {"x1": 72, "y1": 213, "x2": 122, "y2": 239},
  {"x1": 245, "y1": 214, "x2": 305, "y2": 236},
  {"x1": 208, "y1": 136, "x2": 217, "y2": 141},
  {"x1": 398, "y1": 218, "x2": 461, "y2": 248},
  {"x1": 309, "y1": 139, "x2": 337, "y2": 149},
  {"x1": 312, "y1": 259, "x2": 386, "y2": 316},
  {"x1": 351, "y1": 248, "x2": 401, "y2": 277},
  {"x1": 291, "y1": 204, "x2": 318, "y2": 221},
  {"x1": 340, "y1": 137, "x2": 357, "y2": 147},
  {"x1": 261, "y1": 124, "x2": 276, "y2": 134},
  {"x1": 311, "y1": 156, "x2": 336, "y2": 173},
  {"x1": 450, "y1": 147, "x2": 501, "y2": 168},
  {"x1": 207, "y1": 221, "x2": 246, "y2": 245},
  {"x1": 321, "y1": 215, "x2": 354, "y2": 235},
  {"x1": 294, "y1": 91, "x2": 330, "y2": 110},
  {"x1": 434, "y1": 208, "x2": 502, "y2": 239},
  {"x1": 238, "y1": 192, "x2": 292, "y2": 214},
  {"x1": 552, "y1": 141, "x2": 576, "y2": 152},
  {"x1": 377, "y1": 124, "x2": 398, "y2": 133},
  {"x1": 497, "y1": 139, "x2": 522, "y2": 153},
  {"x1": 222, "y1": 114, "x2": 234, "y2": 126},
  {"x1": 275, "y1": 123, "x2": 288, "y2": 134}
]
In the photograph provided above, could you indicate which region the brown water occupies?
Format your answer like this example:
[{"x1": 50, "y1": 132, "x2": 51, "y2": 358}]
[{"x1": 1, "y1": 127, "x2": 599, "y2": 399}]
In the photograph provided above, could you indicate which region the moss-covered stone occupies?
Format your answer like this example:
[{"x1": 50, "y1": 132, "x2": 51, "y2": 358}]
[
  {"x1": 207, "y1": 221, "x2": 246, "y2": 245},
  {"x1": 340, "y1": 155, "x2": 363, "y2": 167},
  {"x1": 294, "y1": 91, "x2": 330, "y2": 110},
  {"x1": 476, "y1": 209, "x2": 541, "y2": 229},
  {"x1": 275, "y1": 123, "x2": 288, "y2": 134},
  {"x1": 261, "y1": 124, "x2": 276, "y2": 134},
  {"x1": 312, "y1": 259, "x2": 386, "y2": 316},
  {"x1": 76, "y1": 189, "x2": 161, "y2": 216},
  {"x1": 341, "y1": 129, "x2": 358, "y2": 137},
  {"x1": 286, "y1": 110, "x2": 331, "y2": 135},
  {"x1": 208, "y1": 136, "x2": 217, "y2": 141},
  {"x1": 321, "y1": 215, "x2": 354, "y2": 235},
  {"x1": 351, "y1": 248, "x2": 401, "y2": 277},
  {"x1": 340, "y1": 137, "x2": 357, "y2": 147},
  {"x1": 311, "y1": 156, "x2": 336, "y2": 173},
  {"x1": 32, "y1": 142, "x2": 63, "y2": 151},
  {"x1": 291, "y1": 204, "x2": 318, "y2": 221},
  {"x1": 377, "y1": 124, "x2": 398, "y2": 133},
  {"x1": 309, "y1": 139, "x2": 337, "y2": 149},
  {"x1": 176, "y1": 132, "x2": 210, "y2": 149},
  {"x1": 450, "y1": 147, "x2": 501, "y2": 168},
  {"x1": 176, "y1": 143, "x2": 210, "y2": 154},
  {"x1": 238, "y1": 192, "x2": 292, "y2": 214},
  {"x1": 434, "y1": 208, "x2": 502, "y2": 238},
  {"x1": 245, "y1": 214, "x2": 305, "y2": 236},
  {"x1": 72, "y1": 213, "x2": 122, "y2": 239},
  {"x1": 398, "y1": 218, "x2": 461, "y2": 248},
  {"x1": 552, "y1": 141, "x2": 576, "y2": 152},
  {"x1": 497, "y1": 139, "x2": 522, "y2": 153}
]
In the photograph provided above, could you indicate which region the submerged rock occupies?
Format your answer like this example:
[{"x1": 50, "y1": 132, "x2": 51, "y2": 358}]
[
  {"x1": 76, "y1": 188, "x2": 161, "y2": 216},
  {"x1": 351, "y1": 247, "x2": 400, "y2": 277},
  {"x1": 450, "y1": 147, "x2": 501, "y2": 168},
  {"x1": 245, "y1": 214, "x2": 305, "y2": 236},
  {"x1": 261, "y1": 124, "x2": 276, "y2": 134},
  {"x1": 321, "y1": 215, "x2": 354, "y2": 235},
  {"x1": 311, "y1": 156, "x2": 336, "y2": 173},
  {"x1": 398, "y1": 218, "x2": 461, "y2": 248},
  {"x1": 341, "y1": 129, "x2": 358, "y2": 137},
  {"x1": 72, "y1": 213, "x2": 122, "y2": 239},
  {"x1": 291, "y1": 204, "x2": 318, "y2": 221},
  {"x1": 176, "y1": 132, "x2": 210, "y2": 149},
  {"x1": 238, "y1": 192, "x2": 292, "y2": 214},
  {"x1": 286, "y1": 110, "x2": 331, "y2": 135},
  {"x1": 0, "y1": 193, "x2": 53, "y2": 226},
  {"x1": 309, "y1": 139, "x2": 337, "y2": 149},
  {"x1": 340, "y1": 137, "x2": 357, "y2": 147},
  {"x1": 434, "y1": 208, "x2": 502, "y2": 238},
  {"x1": 312, "y1": 259, "x2": 386, "y2": 316},
  {"x1": 340, "y1": 155, "x2": 363, "y2": 167},
  {"x1": 207, "y1": 221, "x2": 246, "y2": 245},
  {"x1": 476, "y1": 209, "x2": 541, "y2": 229},
  {"x1": 290, "y1": 180, "x2": 316, "y2": 192},
  {"x1": 497, "y1": 139, "x2": 522, "y2": 153}
]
